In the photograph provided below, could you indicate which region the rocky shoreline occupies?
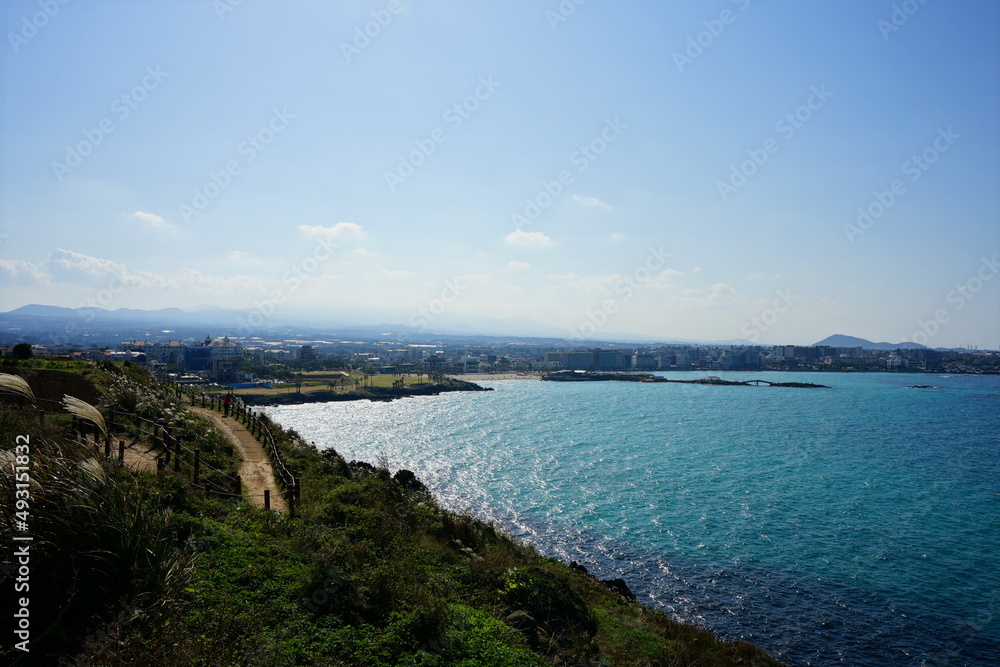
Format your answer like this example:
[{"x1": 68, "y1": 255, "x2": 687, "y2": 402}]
[
  {"x1": 238, "y1": 378, "x2": 493, "y2": 406},
  {"x1": 542, "y1": 371, "x2": 830, "y2": 388}
]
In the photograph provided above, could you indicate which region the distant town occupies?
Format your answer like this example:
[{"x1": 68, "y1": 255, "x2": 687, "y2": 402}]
[{"x1": 4, "y1": 332, "x2": 998, "y2": 384}]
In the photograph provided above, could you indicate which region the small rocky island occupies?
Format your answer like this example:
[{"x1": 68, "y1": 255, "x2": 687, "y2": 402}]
[{"x1": 542, "y1": 371, "x2": 830, "y2": 388}]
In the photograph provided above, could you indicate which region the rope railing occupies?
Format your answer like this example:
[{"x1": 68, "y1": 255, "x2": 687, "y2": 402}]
[
  {"x1": 184, "y1": 389, "x2": 300, "y2": 512},
  {"x1": 1, "y1": 389, "x2": 297, "y2": 514},
  {"x1": 181, "y1": 389, "x2": 301, "y2": 509}
]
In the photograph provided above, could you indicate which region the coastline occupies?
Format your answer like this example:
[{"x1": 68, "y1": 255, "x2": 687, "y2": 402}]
[
  {"x1": 447, "y1": 372, "x2": 541, "y2": 382},
  {"x1": 237, "y1": 378, "x2": 493, "y2": 406}
]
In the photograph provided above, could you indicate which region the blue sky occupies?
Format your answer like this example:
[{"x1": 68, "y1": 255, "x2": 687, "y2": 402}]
[{"x1": 2, "y1": 0, "x2": 998, "y2": 348}]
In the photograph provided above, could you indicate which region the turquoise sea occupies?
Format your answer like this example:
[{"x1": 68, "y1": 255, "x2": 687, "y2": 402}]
[{"x1": 265, "y1": 372, "x2": 1000, "y2": 666}]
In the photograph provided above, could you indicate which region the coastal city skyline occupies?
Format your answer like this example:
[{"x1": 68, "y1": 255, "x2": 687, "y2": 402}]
[{"x1": 2, "y1": 1, "x2": 998, "y2": 349}]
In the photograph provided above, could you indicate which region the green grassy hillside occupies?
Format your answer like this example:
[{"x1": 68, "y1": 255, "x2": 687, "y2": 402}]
[{"x1": 0, "y1": 360, "x2": 783, "y2": 666}]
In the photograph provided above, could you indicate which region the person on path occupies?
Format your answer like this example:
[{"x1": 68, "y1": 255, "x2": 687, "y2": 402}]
[{"x1": 223, "y1": 393, "x2": 233, "y2": 418}]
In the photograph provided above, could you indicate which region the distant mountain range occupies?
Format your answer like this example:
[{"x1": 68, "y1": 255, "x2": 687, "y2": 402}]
[
  {"x1": 0, "y1": 304, "x2": 755, "y2": 346},
  {"x1": 3, "y1": 304, "x2": 244, "y2": 325},
  {"x1": 812, "y1": 334, "x2": 927, "y2": 350},
  {"x1": 0, "y1": 305, "x2": 943, "y2": 350}
]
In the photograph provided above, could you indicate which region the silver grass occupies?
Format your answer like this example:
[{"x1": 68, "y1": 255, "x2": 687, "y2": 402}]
[
  {"x1": 0, "y1": 373, "x2": 36, "y2": 402},
  {"x1": 62, "y1": 394, "x2": 107, "y2": 435}
]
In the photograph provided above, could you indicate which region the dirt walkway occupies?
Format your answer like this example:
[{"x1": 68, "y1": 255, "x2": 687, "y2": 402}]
[
  {"x1": 122, "y1": 442, "x2": 158, "y2": 474},
  {"x1": 84, "y1": 433, "x2": 157, "y2": 474},
  {"x1": 190, "y1": 406, "x2": 289, "y2": 514}
]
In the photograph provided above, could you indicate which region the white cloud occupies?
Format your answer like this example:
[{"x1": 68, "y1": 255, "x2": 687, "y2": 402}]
[
  {"x1": 610, "y1": 232, "x2": 625, "y2": 241},
  {"x1": 572, "y1": 195, "x2": 613, "y2": 212},
  {"x1": 379, "y1": 269, "x2": 417, "y2": 280},
  {"x1": 506, "y1": 261, "x2": 531, "y2": 271},
  {"x1": 48, "y1": 248, "x2": 128, "y2": 279},
  {"x1": 504, "y1": 229, "x2": 551, "y2": 247},
  {"x1": 43, "y1": 248, "x2": 272, "y2": 296},
  {"x1": 228, "y1": 250, "x2": 248, "y2": 262},
  {"x1": 458, "y1": 273, "x2": 493, "y2": 285},
  {"x1": 348, "y1": 248, "x2": 380, "y2": 260},
  {"x1": 644, "y1": 268, "x2": 683, "y2": 290},
  {"x1": 170, "y1": 267, "x2": 271, "y2": 295},
  {"x1": 129, "y1": 210, "x2": 174, "y2": 230},
  {"x1": 298, "y1": 222, "x2": 364, "y2": 243},
  {"x1": 0, "y1": 259, "x2": 49, "y2": 286}
]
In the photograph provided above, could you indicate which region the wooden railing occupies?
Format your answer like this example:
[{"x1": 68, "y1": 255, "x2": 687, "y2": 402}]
[
  {"x1": 187, "y1": 390, "x2": 301, "y2": 511},
  {"x1": 3, "y1": 393, "x2": 298, "y2": 515}
]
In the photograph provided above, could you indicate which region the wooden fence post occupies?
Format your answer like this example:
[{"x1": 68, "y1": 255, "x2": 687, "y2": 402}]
[
  {"x1": 156, "y1": 456, "x2": 165, "y2": 473},
  {"x1": 173, "y1": 442, "x2": 181, "y2": 472},
  {"x1": 118, "y1": 440, "x2": 125, "y2": 464},
  {"x1": 163, "y1": 435, "x2": 171, "y2": 466},
  {"x1": 234, "y1": 474, "x2": 242, "y2": 497},
  {"x1": 193, "y1": 450, "x2": 201, "y2": 486}
]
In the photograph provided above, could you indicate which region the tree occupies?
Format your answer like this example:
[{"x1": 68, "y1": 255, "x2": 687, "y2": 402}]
[{"x1": 12, "y1": 343, "x2": 33, "y2": 360}]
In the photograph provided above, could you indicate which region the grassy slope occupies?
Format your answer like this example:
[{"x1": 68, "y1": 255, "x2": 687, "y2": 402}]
[
  {"x1": 0, "y1": 361, "x2": 783, "y2": 666},
  {"x1": 225, "y1": 377, "x2": 491, "y2": 406}
]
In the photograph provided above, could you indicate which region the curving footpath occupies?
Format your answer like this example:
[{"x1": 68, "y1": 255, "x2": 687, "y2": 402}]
[{"x1": 190, "y1": 406, "x2": 289, "y2": 514}]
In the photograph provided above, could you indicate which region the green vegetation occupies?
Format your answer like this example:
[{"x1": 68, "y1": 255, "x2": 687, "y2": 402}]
[
  {"x1": 11, "y1": 343, "x2": 33, "y2": 360},
  {"x1": 211, "y1": 374, "x2": 492, "y2": 406},
  {"x1": 0, "y1": 362, "x2": 783, "y2": 666}
]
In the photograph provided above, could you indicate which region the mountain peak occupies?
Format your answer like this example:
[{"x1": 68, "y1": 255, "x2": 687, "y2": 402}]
[{"x1": 813, "y1": 334, "x2": 926, "y2": 350}]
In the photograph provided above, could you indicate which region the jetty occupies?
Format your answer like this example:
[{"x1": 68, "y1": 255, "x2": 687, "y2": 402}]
[{"x1": 541, "y1": 371, "x2": 829, "y2": 388}]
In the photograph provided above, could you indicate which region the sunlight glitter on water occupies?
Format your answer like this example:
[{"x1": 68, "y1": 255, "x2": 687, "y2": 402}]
[{"x1": 266, "y1": 373, "x2": 1000, "y2": 666}]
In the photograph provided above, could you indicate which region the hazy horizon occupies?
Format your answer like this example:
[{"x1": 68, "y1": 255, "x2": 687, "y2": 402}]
[{"x1": 2, "y1": 1, "x2": 998, "y2": 348}]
